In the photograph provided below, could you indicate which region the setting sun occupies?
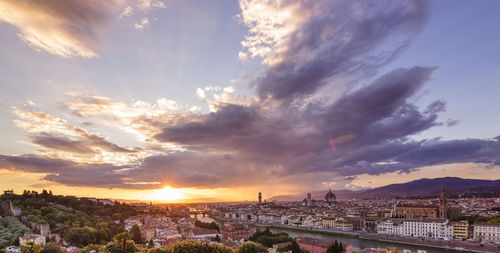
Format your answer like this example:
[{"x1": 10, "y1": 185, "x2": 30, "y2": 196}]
[{"x1": 146, "y1": 186, "x2": 186, "y2": 202}]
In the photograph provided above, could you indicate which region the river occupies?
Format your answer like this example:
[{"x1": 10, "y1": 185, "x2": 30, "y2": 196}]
[{"x1": 270, "y1": 227, "x2": 464, "y2": 253}]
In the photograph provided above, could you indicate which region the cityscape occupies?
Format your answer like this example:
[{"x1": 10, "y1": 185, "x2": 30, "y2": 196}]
[{"x1": 1, "y1": 0, "x2": 500, "y2": 253}]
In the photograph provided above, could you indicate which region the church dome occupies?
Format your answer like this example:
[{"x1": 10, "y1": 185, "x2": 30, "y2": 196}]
[{"x1": 325, "y1": 189, "x2": 336, "y2": 203}]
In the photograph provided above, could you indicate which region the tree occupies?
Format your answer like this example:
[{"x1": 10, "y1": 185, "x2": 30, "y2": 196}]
[
  {"x1": 63, "y1": 227, "x2": 97, "y2": 247},
  {"x1": 237, "y1": 241, "x2": 268, "y2": 253},
  {"x1": 112, "y1": 213, "x2": 122, "y2": 221},
  {"x1": 21, "y1": 241, "x2": 42, "y2": 253},
  {"x1": 147, "y1": 239, "x2": 154, "y2": 248},
  {"x1": 130, "y1": 224, "x2": 143, "y2": 244},
  {"x1": 80, "y1": 244, "x2": 104, "y2": 253},
  {"x1": 290, "y1": 241, "x2": 300, "y2": 253},
  {"x1": 171, "y1": 240, "x2": 233, "y2": 253},
  {"x1": 326, "y1": 240, "x2": 343, "y2": 253},
  {"x1": 41, "y1": 242, "x2": 63, "y2": 253},
  {"x1": 115, "y1": 232, "x2": 131, "y2": 253},
  {"x1": 104, "y1": 238, "x2": 138, "y2": 253}
]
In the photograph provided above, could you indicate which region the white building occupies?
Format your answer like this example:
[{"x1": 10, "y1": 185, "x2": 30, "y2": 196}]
[
  {"x1": 19, "y1": 234, "x2": 46, "y2": 246},
  {"x1": 377, "y1": 220, "x2": 402, "y2": 236},
  {"x1": 377, "y1": 219, "x2": 452, "y2": 239},
  {"x1": 402, "y1": 219, "x2": 451, "y2": 239},
  {"x1": 473, "y1": 223, "x2": 500, "y2": 242}
]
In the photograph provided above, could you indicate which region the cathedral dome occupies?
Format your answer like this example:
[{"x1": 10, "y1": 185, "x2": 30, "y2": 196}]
[{"x1": 325, "y1": 189, "x2": 336, "y2": 204}]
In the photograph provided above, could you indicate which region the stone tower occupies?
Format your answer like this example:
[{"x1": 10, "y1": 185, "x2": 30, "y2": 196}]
[
  {"x1": 258, "y1": 192, "x2": 262, "y2": 205},
  {"x1": 307, "y1": 193, "x2": 312, "y2": 206},
  {"x1": 439, "y1": 185, "x2": 448, "y2": 219}
]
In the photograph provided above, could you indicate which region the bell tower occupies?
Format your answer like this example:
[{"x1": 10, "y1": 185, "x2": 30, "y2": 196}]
[{"x1": 439, "y1": 185, "x2": 447, "y2": 219}]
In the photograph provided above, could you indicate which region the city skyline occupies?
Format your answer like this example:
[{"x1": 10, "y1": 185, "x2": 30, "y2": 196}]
[{"x1": 1, "y1": 0, "x2": 500, "y2": 203}]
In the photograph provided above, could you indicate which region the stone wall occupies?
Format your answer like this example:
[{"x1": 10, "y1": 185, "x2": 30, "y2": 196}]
[{"x1": 0, "y1": 200, "x2": 22, "y2": 216}]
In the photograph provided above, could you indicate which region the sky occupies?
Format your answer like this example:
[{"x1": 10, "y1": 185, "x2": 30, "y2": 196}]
[{"x1": 0, "y1": 0, "x2": 499, "y2": 203}]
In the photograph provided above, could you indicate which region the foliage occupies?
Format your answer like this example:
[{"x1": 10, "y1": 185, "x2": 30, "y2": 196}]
[
  {"x1": 193, "y1": 220, "x2": 220, "y2": 232},
  {"x1": 21, "y1": 241, "x2": 42, "y2": 253},
  {"x1": 103, "y1": 232, "x2": 139, "y2": 253},
  {"x1": 41, "y1": 242, "x2": 64, "y2": 253},
  {"x1": 249, "y1": 227, "x2": 293, "y2": 248},
  {"x1": 208, "y1": 235, "x2": 221, "y2": 243},
  {"x1": 63, "y1": 227, "x2": 97, "y2": 247},
  {"x1": 0, "y1": 216, "x2": 31, "y2": 247},
  {"x1": 276, "y1": 241, "x2": 303, "y2": 253},
  {"x1": 236, "y1": 241, "x2": 268, "y2": 253},
  {"x1": 170, "y1": 240, "x2": 233, "y2": 253},
  {"x1": 326, "y1": 240, "x2": 343, "y2": 253},
  {"x1": 80, "y1": 244, "x2": 104, "y2": 253},
  {"x1": 4, "y1": 190, "x2": 136, "y2": 247},
  {"x1": 456, "y1": 215, "x2": 500, "y2": 224},
  {"x1": 130, "y1": 224, "x2": 143, "y2": 244},
  {"x1": 146, "y1": 248, "x2": 170, "y2": 253},
  {"x1": 103, "y1": 239, "x2": 139, "y2": 253}
]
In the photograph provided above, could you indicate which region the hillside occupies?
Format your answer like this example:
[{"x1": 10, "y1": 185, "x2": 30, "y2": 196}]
[
  {"x1": 268, "y1": 177, "x2": 500, "y2": 201},
  {"x1": 358, "y1": 177, "x2": 500, "y2": 198}
]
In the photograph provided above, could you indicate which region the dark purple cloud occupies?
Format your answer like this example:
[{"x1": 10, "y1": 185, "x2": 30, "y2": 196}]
[
  {"x1": 30, "y1": 132, "x2": 139, "y2": 154},
  {"x1": 255, "y1": 0, "x2": 429, "y2": 102},
  {"x1": 0, "y1": 154, "x2": 135, "y2": 188},
  {"x1": 3, "y1": 0, "x2": 500, "y2": 190}
]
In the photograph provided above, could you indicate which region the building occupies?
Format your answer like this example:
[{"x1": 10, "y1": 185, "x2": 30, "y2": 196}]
[
  {"x1": 142, "y1": 227, "x2": 156, "y2": 241},
  {"x1": 452, "y1": 221, "x2": 469, "y2": 239},
  {"x1": 19, "y1": 234, "x2": 46, "y2": 246},
  {"x1": 296, "y1": 236, "x2": 352, "y2": 253},
  {"x1": 258, "y1": 192, "x2": 262, "y2": 205},
  {"x1": 402, "y1": 219, "x2": 452, "y2": 239},
  {"x1": 377, "y1": 220, "x2": 402, "y2": 236},
  {"x1": 377, "y1": 219, "x2": 452, "y2": 239},
  {"x1": 190, "y1": 227, "x2": 220, "y2": 240},
  {"x1": 3, "y1": 189, "x2": 14, "y2": 195},
  {"x1": 270, "y1": 242, "x2": 292, "y2": 253},
  {"x1": 394, "y1": 205, "x2": 438, "y2": 218},
  {"x1": 473, "y1": 223, "x2": 500, "y2": 242},
  {"x1": 325, "y1": 189, "x2": 336, "y2": 206},
  {"x1": 223, "y1": 223, "x2": 254, "y2": 241},
  {"x1": 439, "y1": 185, "x2": 448, "y2": 219},
  {"x1": 357, "y1": 247, "x2": 399, "y2": 253},
  {"x1": 307, "y1": 193, "x2": 312, "y2": 206},
  {"x1": 321, "y1": 218, "x2": 335, "y2": 229},
  {"x1": 334, "y1": 220, "x2": 354, "y2": 231}
]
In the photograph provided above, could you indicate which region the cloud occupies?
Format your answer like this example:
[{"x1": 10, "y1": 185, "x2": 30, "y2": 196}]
[
  {"x1": 241, "y1": 0, "x2": 429, "y2": 102},
  {"x1": 137, "y1": 0, "x2": 166, "y2": 12},
  {"x1": 0, "y1": 154, "x2": 139, "y2": 189},
  {"x1": 12, "y1": 106, "x2": 147, "y2": 165},
  {"x1": 135, "y1": 17, "x2": 149, "y2": 30},
  {"x1": 120, "y1": 6, "x2": 133, "y2": 18},
  {"x1": 2, "y1": 0, "x2": 500, "y2": 191},
  {"x1": 0, "y1": 0, "x2": 119, "y2": 58}
]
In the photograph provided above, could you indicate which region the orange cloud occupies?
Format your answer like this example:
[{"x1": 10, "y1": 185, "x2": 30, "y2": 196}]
[{"x1": 0, "y1": 0, "x2": 119, "y2": 58}]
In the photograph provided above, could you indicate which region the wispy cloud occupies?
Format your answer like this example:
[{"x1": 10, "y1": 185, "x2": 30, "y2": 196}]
[
  {"x1": 0, "y1": 0, "x2": 119, "y2": 58},
  {"x1": 135, "y1": 17, "x2": 150, "y2": 30},
  {"x1": 2, "y1": 0, "x2": 500, "y2": 191}
]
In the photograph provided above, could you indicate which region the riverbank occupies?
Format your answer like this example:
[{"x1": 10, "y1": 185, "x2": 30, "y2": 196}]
[
  {"x1": 213, "y1": 217, "x2": 498, "y2": 253},
  {"x1": 270, "y1": 225, "x2": 498, "y2": 253},
  {"x1": 264, "y1": 224, "x2": 358, "y2": 238},
  {"x1": 360, "y1": 233, "x2": 499, "y2": 253}
]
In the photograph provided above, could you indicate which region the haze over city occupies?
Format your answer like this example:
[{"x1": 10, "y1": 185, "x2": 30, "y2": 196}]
[{"x1": 1, "y1": 0, "x2": 500, "y2": 203}]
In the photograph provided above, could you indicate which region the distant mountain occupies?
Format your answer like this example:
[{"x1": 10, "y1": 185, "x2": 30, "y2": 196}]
[
  {"x1": 268, "y1": 177, "x2": 500, "y2": 201},
  {"x1": 358, "y1": 177, "x2": 500, "y2": 198}
]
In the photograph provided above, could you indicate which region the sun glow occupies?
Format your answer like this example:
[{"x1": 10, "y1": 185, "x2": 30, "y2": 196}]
[{"x1": 146, "y1": 186, "x2": 186, "y2": 202}]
